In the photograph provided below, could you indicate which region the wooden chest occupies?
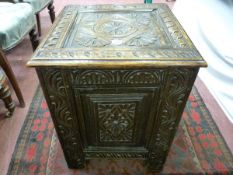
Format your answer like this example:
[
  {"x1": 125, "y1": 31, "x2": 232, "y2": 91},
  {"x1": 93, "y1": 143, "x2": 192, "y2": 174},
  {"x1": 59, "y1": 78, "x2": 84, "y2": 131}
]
[{"x1": 27, "y1": 4, "x2": 207, "y2": 171}]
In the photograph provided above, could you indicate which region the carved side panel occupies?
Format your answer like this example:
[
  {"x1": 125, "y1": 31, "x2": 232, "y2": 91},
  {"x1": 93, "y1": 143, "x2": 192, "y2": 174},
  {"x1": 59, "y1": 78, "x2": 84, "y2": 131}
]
[
  {"x1": 147, "y1": 68, "x2": 198, "y2": 170},
  {"x1": 36, "y1": 68, "x2": 85, "y2": 168}
]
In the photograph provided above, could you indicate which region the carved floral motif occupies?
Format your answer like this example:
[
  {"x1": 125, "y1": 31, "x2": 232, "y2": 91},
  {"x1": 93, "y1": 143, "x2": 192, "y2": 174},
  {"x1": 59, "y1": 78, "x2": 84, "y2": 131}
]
[
  {"x1": 98, "y1": 103, "x2": 136, "y2": 142},
  {"x1": 70, "y1": 11, "x2": 166, "y2": 48}
]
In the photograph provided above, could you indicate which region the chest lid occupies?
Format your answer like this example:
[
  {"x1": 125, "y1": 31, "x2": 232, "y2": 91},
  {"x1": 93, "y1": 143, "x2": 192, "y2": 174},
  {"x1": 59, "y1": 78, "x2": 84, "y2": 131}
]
[{"x1": 27, "y1": 4, "x2": 207, "y2": 68}]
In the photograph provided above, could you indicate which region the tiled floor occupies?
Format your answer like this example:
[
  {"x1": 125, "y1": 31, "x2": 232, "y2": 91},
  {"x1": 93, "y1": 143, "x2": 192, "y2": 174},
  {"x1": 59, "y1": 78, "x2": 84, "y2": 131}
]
[{"x1": 0, "y1": 1, "x2": 232, "y2": 175}]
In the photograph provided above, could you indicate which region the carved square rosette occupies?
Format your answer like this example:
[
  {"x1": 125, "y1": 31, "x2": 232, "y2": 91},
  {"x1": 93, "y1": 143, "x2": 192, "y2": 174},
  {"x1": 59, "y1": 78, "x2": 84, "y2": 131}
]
[{"x1": 97, "y1": 102, "x2": 136, "y2": 143}]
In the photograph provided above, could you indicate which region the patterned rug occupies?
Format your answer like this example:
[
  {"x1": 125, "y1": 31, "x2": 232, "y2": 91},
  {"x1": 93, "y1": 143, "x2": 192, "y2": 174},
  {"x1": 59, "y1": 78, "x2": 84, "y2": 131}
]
[{"x1": 7, "y1": 86, "x2": 233, "y2": 175}]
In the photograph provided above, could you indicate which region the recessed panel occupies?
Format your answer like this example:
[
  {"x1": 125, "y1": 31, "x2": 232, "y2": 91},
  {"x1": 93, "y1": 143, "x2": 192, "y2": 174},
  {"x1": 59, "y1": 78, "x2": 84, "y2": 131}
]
[{"x1": 74, "y1": 88, "x2": 159, "y2": 147}]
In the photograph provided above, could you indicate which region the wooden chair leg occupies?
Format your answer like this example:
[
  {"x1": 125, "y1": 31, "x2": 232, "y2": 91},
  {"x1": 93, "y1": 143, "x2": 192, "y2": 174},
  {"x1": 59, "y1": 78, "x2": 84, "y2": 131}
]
[
  {"x1": 29, "y1": 27, "x2": 39, "y2": 51},
  {"x1": 36, "y1": 13, "x2": 42, "y2": 37},
  {"x1": 48, "y1": 2, "x2": 55, "y2": 23},
  {"x1": 0, "y1": 49, "x2": 25, "y2": 107},
  {"x1": 0, "y1": 78, "x2": 15, "y2": 117}
]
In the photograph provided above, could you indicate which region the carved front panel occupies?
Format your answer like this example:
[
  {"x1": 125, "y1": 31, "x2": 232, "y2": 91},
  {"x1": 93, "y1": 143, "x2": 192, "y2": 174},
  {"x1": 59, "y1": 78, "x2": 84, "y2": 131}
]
[
  {"x1": 75, "y1": 89, "x2": 159, "y2": 147},
  {"x1": 36, "y1": 67, "x2": 199, "y2": 171}
]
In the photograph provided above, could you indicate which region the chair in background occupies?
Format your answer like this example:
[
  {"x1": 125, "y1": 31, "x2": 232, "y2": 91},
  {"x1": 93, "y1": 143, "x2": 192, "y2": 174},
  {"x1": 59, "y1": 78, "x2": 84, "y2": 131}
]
[
  {"x1": 144, "y1": 0, "x2": 152, "y2": 3},
  {"x1": 2, "y1": 0, "x2": 55, "y2": 36},
  {"x1": 22, "y1": 0, "x2": 55, "y2": 36},
  {"x1": 144, "y1": 0, "x2": 176, "y2": 3},
  {"x1": 0, "y1": 2, "x2": 39, "y2": 108},
  {"x1": 0, "y1": 67, "x2": 15, "y2": 117}
]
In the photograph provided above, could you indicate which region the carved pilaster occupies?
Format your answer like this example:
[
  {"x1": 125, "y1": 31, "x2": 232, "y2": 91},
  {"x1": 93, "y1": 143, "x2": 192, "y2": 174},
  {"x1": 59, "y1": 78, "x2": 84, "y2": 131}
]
[
  {"x1": 147, "y1": 68, "x2": 198, "y2": 171},
  {"x1": 36, "y1": 68, "x2": 85, "y2": 168}
]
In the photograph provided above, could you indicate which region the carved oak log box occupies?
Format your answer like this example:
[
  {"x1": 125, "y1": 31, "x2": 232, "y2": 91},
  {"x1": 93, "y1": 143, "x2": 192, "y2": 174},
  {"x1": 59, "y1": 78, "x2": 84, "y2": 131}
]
[{"x1": 27, "y1": 4, "x2": 207, "y2": 171}]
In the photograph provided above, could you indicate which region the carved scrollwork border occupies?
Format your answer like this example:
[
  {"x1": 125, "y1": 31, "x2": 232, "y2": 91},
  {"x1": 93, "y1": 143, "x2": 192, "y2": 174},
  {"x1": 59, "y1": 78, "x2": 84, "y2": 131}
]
[
  {"x1": 40, "y1": 6, "x2": 78, "y2": 49},
  {"x1": 158, "y1": 5, "x2": 194, "y2": 49},
  {"x1": 70, "y1": 69, "x2": 166, "y2": 86},
  {"x1": 35, "y1": 49, "x2": 201, "y2": 60}
]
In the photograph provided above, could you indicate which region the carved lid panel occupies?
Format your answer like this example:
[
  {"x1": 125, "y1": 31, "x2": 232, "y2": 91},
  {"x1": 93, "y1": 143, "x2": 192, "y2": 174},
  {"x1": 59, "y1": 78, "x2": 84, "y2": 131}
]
[
  {"x1": 65, "y1": 10, "x2": 171, "y2": 48},
  {"x1": 27, "y1": 4, "x2": 207, "y2": 68}
]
